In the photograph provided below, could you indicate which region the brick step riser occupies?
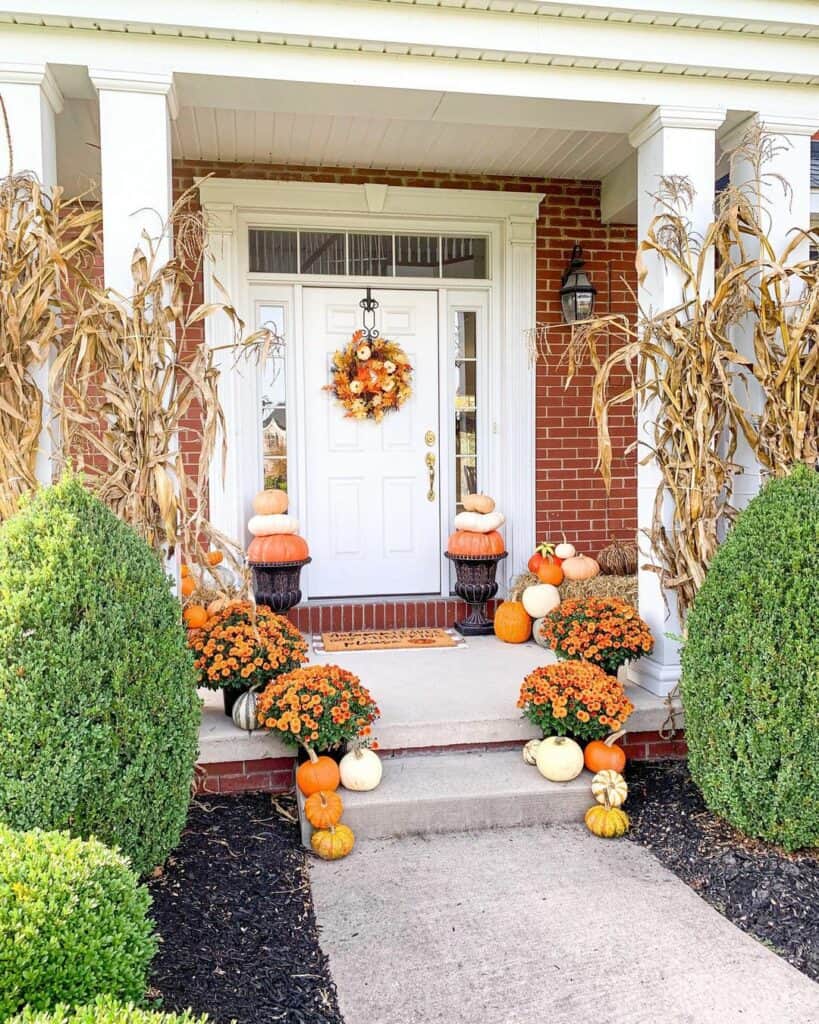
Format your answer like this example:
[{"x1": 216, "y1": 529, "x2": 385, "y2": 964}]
[{"x1": 196, "y1": 729, "x2": 687, "y2": 795}]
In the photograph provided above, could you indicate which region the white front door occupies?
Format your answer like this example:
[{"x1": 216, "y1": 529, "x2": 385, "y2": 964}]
[{"x1": 303, "y1": 287, "x2": 441, "y2": 598}]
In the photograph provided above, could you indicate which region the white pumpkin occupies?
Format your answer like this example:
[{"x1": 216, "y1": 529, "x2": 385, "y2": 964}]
[
  {"x1": 232, "y1": 688, "x2": 261, "y2": 732},
  {"x1": 535, "y1": 736, "x2": 584, "y2": 782},
  {"x1": 591, "y1": 770, "x2": 628, "y2": 808},
  {"x1": 453, "y1": 510, "x2": 505, "y2": 534},
  {"x1": 247, "y1": 513, "x2": 300, "y2": 537},
  {"x1": 554, "y1": 542, "x2": 576, "y2": 560},
  {"x1": 521, "y1": 584, "x2": 560, "y2": 619},
  {"x1": 339, "y1": 747, "x2": 383, "y2": 791},
  {"x1": 522, "y1": 739, "x2": 541, "y2": 765}
]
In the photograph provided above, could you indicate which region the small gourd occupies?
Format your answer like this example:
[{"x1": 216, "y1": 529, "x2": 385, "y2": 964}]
[
  {"x1": 453, "y1": 510, "x2": 505, "y2": 534},
  {"x1": 311, "y1": 824, "x2": 355, "y2": 860},
  {"x1": 304, "y1": 790, "x2": 344, "y2": 830},
  {"x1": 554, "y1": 541, "x2": 576, "y2": 560},
  {"x1": 584, "y1": 731, "x2": 627, "y2": 774},
  {"x1": 535, "y1": 736, "x2": 584, "y2": 782},
  {"x1": 521, "y1": 583, "x2": 560, "y2": 619},
  {"x1": 462, "y1": 493, "x2": 496, "y2": 514},
  {"x1": 232, "y1": 687, "x2": 261, "y2": 732},
  {"x1": 183, "y1": 604, "x2": 208, "y2": 629},
  {"x1": 247, "y1": 513, "x2": 300, "y2": 537},
  {"x1": 339, "y1": 746, "x2": 383, "y2": 792},
  {"x1": 522, "y1": 739, "x2": 541, "y2": 766},
  {"x1": 585, "y1": 800, "x2": 630, "y2": 838},
  {"x1": 591, "y1": 769, "x2": 628, "y2": 808},
  {"x1": 531, "y1": 617, "x2": 551, "y2": 650}
]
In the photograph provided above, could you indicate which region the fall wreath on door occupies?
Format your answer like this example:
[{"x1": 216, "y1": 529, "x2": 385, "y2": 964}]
[{"x1": 325, "y1": 329, "x2": 413, "y2": 422}]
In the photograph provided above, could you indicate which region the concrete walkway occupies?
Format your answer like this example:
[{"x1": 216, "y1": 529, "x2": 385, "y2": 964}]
[{"x1": 310, "y1": 825, "x2": 819, "y2": 1024}]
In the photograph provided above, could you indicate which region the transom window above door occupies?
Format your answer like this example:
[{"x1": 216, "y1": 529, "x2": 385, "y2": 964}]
[{"x1": 248, "y1": 229, "x2": 489, "y2": 279}]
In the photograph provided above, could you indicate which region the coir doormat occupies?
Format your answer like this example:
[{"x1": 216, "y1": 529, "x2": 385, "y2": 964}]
[{"x1": 317, "y1": 627, "x2": 462, "y2": 652}]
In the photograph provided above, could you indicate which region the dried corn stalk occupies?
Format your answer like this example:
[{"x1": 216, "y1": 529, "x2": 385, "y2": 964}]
[
  {"x1": 50, "y1": 186, "x2": 280, "y2": 582},
  {"x1": 0, "y1": 95, "x2": 100, "y2": 517},
  {"x1": 534, "y1": 130, "x2": 818, "y2": 620}
]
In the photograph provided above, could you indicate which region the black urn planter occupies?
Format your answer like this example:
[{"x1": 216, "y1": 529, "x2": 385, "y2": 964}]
[
  {"x1": 445, "y1": 551, "x2": 507, "y2": 636},
  {"x1": 222, "y1": 682, "x2": 250, "y2": 718},
  {"x1": 249, "y1": 557, "x2": 312, "y2": 614}
]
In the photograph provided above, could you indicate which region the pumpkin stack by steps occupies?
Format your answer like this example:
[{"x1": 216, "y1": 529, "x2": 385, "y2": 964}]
[
  {"x1": 246, "y1": 489, "x2": 310, "y2": 563},
  {"x1": 298, "y1": 750, "x2": 356, "y2": 861},
  {"x1": 446, "y1": 492, "x2": 506, "y2": 559}
]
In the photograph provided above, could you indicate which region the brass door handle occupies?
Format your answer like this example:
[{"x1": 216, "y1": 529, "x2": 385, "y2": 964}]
[{"x1": 425, "y1": 452, "x2": 436, "y2": 502}]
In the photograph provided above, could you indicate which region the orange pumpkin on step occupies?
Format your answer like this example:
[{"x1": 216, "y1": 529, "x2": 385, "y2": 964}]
[
  {"x1": 493, "y1": 601, "x2": 532, "y2": 643},
  {"x1": 584, "y1": 731, "x2": 627, "y2": 774},
  {"x1": 183, "y1": 604, "x2": 208, "y2": 629},
  {"x1": 247, "y1": 534, "x2": 310, "y2": 563},
  {"x1": 304, "y1": 789, "x2": 344, "y2": 830},
  {"x1": 447, "y1": 530, "x2": 505, "y2": 558},
  {"x1": 296, "y1": 751, "x2": 340, "y2": 797}
]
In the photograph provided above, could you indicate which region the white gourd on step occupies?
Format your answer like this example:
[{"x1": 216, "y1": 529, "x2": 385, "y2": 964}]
[
  {"x1": 521, "y1": 584, "x2": 560, "y2": 619},
  {"x1": 339, "y1": 747, "x2": 383, "y2": 791},
  {"x1": 535, "y1": 736, "x2": 584, "y2": 782}
]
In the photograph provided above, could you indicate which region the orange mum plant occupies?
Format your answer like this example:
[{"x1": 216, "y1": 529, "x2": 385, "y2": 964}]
[
  {"x1": 188, "y1": 600, "x2": 308, "y2": 691},
  {"x1": 257, "y1": 664, "x2": 380, "y2": 752},
  {"x1": 518, "y1": 661, "x2": 634, "y2": 742},
  {"x1": 536, "y1": 596, "x2": 653, "y2": 676}
]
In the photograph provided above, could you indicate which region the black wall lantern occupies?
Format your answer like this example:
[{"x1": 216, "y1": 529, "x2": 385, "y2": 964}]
[{"x1": 560, "y1": 244, "x2": 597, "y2": 324}]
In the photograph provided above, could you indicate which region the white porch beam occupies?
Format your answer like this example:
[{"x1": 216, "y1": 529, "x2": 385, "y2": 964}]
[
  {"x1": 90, "y1": 69, "x2": 176, "y2": 295},
  {"x1": 600, "y1": 153, "x2": 637, "y2": 225},
  {"x1": 628, "y1": 104, "x2": 725, "y2": 697},
  {"x1": 2, "y1": 25, "x2": 819, "y2": 121},
  {"x1": 721, "y1": 112, "x2": 817, "y2": 510},
  {"x1": 5, "y1": 2, "x2": 819, "y2": 81},
  {"x1": 0, "y1": 62, "x2": 63, "y2": 486}
]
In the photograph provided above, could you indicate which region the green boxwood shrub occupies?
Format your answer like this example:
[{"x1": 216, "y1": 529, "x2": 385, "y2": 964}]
[
  {"x1": 680, "y1": 465, "x2": 819, "y2": 851},
  {"x1": 0, "y1": 828, "x2": 156, "y2": 1021},
  {"x1": 8, "y1": 1002, "x2": 208, "y2": 1024},
  {"x1": 0, "y1": 475, "x2": 201, "y2": 875}
]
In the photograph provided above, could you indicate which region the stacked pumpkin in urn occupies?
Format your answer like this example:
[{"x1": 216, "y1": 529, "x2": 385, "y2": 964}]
[
  {"x1": 445, "y1": 493, "x2": 507, "y2": 636},
  {"x1": 247, "y1": 489, "x2": 309, "y2": 563},
  {"x1": 246, "y1": 489, "x2": 311, "y2": 613}
]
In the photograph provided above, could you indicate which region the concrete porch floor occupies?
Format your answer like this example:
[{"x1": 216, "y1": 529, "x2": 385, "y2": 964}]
[{"x1": 198, "y1": 635, "x2": 680, "y2": 765}]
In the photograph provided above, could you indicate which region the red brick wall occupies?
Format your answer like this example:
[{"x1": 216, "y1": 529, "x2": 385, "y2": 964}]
[{"x1": 172, "y1": 160, "x2": 638, "y2": 562}]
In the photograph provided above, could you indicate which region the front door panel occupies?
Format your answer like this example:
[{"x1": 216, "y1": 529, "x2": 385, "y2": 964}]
[{"x1": 303, "y1": 288, "x2": 440, "y2": 598}]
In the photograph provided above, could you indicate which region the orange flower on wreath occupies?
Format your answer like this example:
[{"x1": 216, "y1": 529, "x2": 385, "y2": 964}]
[{"x1": 325, "y1": 330, "x2": 413, "y2": 423}]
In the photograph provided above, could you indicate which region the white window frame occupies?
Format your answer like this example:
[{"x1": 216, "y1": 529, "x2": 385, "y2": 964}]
[{"x1": 198, "y1": 178, "x2": 542, "y2": 597}]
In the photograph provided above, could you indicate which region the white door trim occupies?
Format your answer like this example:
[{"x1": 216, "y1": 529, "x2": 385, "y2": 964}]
[{"x1": 200, "y1": 178, "x2": 542, "y2": 597}]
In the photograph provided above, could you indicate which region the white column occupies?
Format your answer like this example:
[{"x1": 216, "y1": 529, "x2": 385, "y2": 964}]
[
  {"x1": 0, "y1": 62, "x2": 63, "y2": 485},
  {"x1": 721, "y1": 113, "x2": 817, "y2": 509},
  {"x1": 502, "y1": 213, "x2": 539, "y2": 592},
  {"x1": 627, "y1": 106, "x2": 725, "y2": 696},
  {"x1": 90, "y1": 70, "x2": 176, "y2": 294}
]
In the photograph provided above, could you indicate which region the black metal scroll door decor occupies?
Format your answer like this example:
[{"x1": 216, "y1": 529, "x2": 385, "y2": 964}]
[{"x1": 360, "y1": 287, "x2": 379, "y2": 340}]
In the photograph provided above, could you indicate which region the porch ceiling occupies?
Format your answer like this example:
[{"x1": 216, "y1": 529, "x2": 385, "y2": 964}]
[{"x1": 56, "y1": 73, "x2": 645, "y2": 194}]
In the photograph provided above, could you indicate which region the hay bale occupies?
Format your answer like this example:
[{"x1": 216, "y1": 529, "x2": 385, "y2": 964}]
[{"x1": 559, "y1": 574, "x2": 638, "y2": 606}]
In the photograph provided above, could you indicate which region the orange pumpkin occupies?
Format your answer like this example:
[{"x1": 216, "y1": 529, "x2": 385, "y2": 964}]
[
  {"x1": 183, "y1": 604, "x2": 208, "y2": 629},
  {"x1": 252, "y1": 489, "x2": 289, "y2": 516},
  {"x1": 536, "y1": 560, "x2": 564, "y2": 586},
  {"x1": 181, "y1": 564, "x2": 191, "y2": 578},
  {"x1": 447, "y1": 530, "x2": 505, "y2": 558},
  {"x1": 207, "y1": 550, "x2": 224, "y2": 566},
  {"x1": 247, "y1": 534, "x2": 310, "y2": 563},
  {"x1": 493, "y1": 601, "x2": 532, "y2": 643},
  {"x1": 584, "y1": 731, "x2": 627, "y2": 774},
  {"x1": 180, "y1": 575, "x2": 196, "y2": 598},
  {"x1": 296, "y1": 752, "x2": 340, "y2": 797},
  {"x1": 304, "y1": 789, "x2": 344, "y2": 829}
]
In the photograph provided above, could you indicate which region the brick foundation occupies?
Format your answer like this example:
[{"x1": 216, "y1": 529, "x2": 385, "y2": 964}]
[
  {"x1": 287, "y1": 597, "x2": 498, "y2": 634},
  {"x1": 196, "y1": 729, "x2": 687, "y2": 795}
]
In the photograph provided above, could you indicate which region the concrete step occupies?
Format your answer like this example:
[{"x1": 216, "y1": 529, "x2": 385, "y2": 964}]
[{"x1": 298, "y1": 748, "x2": 593, "y2": 845}]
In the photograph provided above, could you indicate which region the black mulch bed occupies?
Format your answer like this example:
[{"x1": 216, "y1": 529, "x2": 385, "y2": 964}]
[
  {"x1": 147, "y1": 793, "x2": 343, "y2": 1024},
  {"x1": 627, "y1": 760, "x2": 819, "y2": 981}
]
